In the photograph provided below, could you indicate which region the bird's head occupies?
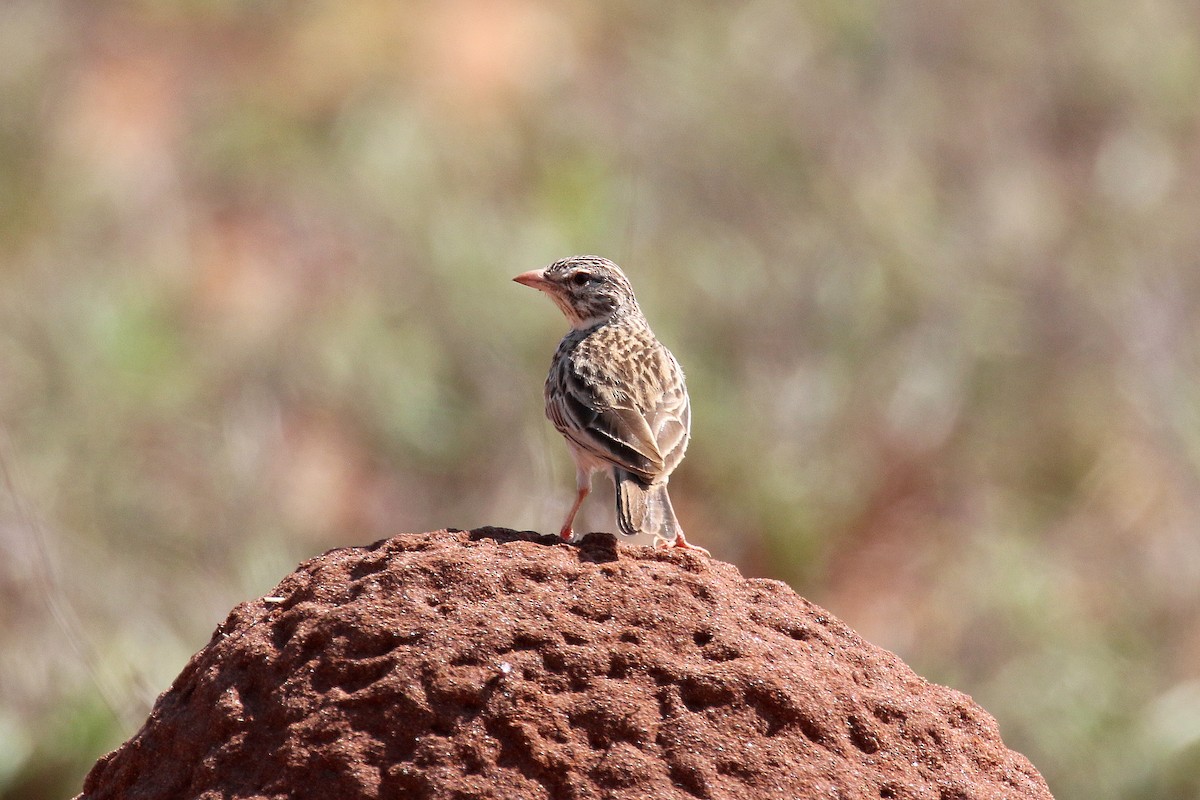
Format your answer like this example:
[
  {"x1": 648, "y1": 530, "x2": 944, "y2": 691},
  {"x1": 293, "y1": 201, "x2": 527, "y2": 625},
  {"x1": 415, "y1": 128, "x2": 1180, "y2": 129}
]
[{"x1": 513, "y1": 255, "x2": 641, "y2": 330}]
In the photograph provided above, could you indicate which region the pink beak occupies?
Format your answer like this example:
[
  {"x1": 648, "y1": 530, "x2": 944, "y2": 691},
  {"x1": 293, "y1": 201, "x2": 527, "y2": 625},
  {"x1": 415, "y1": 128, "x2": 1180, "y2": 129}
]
[{"x1": 513, "y1": 269, "x2": 550, "y2": 291}]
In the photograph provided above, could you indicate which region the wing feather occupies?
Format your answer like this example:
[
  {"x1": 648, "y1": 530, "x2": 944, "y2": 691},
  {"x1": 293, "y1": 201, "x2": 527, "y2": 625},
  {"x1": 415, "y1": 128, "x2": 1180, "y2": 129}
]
[{"x1": 545, "y1": 331, "x2": 689, "y2": 484}]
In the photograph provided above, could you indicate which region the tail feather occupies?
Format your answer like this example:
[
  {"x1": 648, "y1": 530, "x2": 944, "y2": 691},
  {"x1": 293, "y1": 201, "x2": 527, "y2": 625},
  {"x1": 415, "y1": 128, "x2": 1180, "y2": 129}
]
[{"x1": 614, "y1": 468, "x2": 680, "y2": 544}]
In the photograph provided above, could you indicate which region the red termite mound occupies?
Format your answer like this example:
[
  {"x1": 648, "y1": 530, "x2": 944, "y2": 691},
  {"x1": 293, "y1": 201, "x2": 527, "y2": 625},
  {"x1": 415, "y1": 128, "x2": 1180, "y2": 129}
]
[{"x1": 79, "y1": 528, "x2": 1052, "y2": 800}]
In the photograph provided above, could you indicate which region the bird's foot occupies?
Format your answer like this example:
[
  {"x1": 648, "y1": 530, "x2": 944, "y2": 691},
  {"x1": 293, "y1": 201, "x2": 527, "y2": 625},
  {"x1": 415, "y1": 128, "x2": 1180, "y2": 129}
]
[
  {"x1": 558, "y1": 527, "x2": 576, "y2": 543},
  {"x1": 667, "y1": 533, "x2": 710, "y2": 557}
]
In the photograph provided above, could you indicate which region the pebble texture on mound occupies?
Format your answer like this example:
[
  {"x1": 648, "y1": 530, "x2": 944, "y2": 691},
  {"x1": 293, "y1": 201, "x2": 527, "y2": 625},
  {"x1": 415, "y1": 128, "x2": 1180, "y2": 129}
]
[{"x1": 79, "y1": 529, "x2": 1053, "y2": 800}]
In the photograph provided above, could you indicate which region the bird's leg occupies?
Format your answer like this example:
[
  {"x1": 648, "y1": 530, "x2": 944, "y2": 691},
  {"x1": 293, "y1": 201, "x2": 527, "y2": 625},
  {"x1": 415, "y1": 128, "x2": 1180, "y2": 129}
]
[
  {"x1": 650, "y1": 485, "x2": 710, "y2": 556},
  {"x1": 660, "y1": 531, "x2": 710, "y2": 557},
  {"x1": 558, "y1": 471, "x2": 591, "y2": 542}
]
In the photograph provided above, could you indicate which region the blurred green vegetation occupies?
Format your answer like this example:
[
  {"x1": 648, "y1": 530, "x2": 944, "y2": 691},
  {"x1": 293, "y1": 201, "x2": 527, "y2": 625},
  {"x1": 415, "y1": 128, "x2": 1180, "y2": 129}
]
[{"x1": 2, "y1": 1, "x2": 1199, "y2": 798}]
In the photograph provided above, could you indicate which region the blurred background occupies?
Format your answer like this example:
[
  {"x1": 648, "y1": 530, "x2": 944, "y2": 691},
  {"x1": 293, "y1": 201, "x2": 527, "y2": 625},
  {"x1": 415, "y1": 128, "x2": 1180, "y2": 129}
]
[{"x1": 1, "y1": 1, "x2": 1198, "y2": 797}]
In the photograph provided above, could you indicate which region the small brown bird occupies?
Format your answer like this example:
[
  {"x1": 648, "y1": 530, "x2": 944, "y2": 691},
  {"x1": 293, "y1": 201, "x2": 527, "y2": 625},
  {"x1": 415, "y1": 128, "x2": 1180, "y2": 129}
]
[{"x1": 514, "y1": 255, "x2": 708, "y2": 554}]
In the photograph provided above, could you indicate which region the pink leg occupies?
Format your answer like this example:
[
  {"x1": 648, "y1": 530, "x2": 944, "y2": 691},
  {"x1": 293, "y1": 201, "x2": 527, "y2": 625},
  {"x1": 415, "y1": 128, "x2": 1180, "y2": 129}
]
[
  {"x1": 558, "y1": 484, "x2": 590, "y2": 542},
  {"x1": 662, "y1": 532, "x2": 705, "y2": 556}
]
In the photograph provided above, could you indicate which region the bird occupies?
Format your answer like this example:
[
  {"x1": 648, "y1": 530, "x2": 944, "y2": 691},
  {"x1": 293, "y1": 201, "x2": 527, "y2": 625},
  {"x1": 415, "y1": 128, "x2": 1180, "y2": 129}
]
[{"x1": 514, "y1": 255, "x2": 708, "y2": 555}]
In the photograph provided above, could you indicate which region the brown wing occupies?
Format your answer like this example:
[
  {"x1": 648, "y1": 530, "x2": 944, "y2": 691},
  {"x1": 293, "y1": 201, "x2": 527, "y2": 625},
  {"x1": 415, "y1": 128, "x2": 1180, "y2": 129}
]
[
  {"x1": 547, "y1": 361, "x2": 664, "y2": 480},
  {"x1": 646, "y1": 348, "x2": 690, "y2": 478},
  {"x1": 546, "y1": 331, "x2": 689, "y2": 484}
]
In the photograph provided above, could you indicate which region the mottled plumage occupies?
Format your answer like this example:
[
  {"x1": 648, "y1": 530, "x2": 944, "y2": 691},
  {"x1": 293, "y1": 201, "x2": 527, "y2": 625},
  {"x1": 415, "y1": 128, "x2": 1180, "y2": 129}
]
[{"x1": 514, "y1": 255, "x2": 707, "y2": 554}]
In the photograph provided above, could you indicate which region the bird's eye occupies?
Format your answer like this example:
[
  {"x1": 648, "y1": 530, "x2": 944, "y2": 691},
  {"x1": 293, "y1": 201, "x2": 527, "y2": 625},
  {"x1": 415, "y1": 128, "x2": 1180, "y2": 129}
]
[{"x1": 570, "y1": 272, "x2": 592, "y2": 287}]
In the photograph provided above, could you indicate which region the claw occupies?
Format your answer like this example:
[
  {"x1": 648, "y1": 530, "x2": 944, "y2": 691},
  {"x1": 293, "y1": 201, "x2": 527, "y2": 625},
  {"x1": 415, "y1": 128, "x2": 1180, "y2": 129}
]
[{"x1": 671, "y1": 533, "x2": 710, "y2": 557}]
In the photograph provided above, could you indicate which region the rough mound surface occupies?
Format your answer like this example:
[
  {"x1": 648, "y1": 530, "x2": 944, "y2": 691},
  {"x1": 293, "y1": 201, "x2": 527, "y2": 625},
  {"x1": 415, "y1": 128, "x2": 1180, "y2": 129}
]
[{"x1": 80, "y1": 529, "x2": 1052, "y2": 800}]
